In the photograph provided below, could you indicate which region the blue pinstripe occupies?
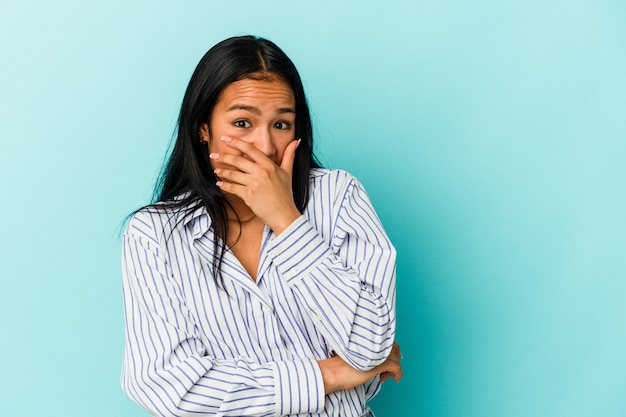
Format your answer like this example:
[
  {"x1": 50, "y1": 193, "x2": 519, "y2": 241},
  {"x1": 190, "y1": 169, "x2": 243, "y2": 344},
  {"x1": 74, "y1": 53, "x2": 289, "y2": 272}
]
[{"x1": 121, "y1": 168, "x2": 396, "y2": 416}]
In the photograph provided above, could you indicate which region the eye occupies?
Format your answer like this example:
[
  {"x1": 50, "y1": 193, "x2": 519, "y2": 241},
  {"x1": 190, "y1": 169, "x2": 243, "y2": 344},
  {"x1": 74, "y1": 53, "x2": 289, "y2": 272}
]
[
  {"x1": 234, "y1": 120, "x2": 251, "y2": 128},
  {"x1": 274, "y1": 121, "x2": 291, "y2": 130}
]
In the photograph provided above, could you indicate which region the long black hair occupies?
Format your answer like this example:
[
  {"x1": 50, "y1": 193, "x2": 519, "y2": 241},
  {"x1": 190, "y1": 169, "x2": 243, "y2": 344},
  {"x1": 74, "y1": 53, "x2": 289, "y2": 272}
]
[{"x1": 151, "y1": 35, "x2": 320, "y2": 281}]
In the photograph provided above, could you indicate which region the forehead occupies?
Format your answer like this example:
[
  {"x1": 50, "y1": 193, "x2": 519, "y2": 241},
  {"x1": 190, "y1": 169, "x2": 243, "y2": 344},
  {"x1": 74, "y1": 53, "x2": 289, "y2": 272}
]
[{"x1": 217, "y1": 78, "x2": 295, "y2": 108}]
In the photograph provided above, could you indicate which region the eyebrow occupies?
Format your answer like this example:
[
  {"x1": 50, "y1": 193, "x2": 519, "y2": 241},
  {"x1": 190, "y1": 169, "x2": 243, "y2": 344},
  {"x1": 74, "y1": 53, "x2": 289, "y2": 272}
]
[{"x1": 226, "y1": 104, "x2": 296, "y2": 115}]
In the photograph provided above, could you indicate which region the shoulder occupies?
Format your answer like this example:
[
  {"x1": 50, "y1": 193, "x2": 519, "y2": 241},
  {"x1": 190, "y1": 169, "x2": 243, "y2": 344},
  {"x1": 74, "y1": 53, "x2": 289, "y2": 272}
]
[
  {"x1": 309, "y1": 168, "x2": 359, "y2": 189},
  {"x1": 124, "y1": 198, "x2": 204, "y2": 245},
  {"x1": 308, "y1": 168, "x2": 364, "y2": 204},
  {"x1": 124, "y1": 205, "x2": 171, "y2": 246}
]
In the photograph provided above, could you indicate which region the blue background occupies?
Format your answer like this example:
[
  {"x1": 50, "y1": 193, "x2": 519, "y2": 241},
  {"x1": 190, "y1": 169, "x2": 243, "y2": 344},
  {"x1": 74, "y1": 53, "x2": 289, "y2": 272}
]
[{"x1": 1, "y1": 1, "x2": 625, "y2": 416}]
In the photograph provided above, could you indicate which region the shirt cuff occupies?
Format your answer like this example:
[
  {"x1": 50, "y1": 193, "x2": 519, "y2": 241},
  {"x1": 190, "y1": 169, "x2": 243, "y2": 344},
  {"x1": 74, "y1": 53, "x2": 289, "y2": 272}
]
[
  {"x1": 266, "y1": 216, "x2": 333, "y2": 284},
  {"x1": 273, "y1": 358, "x2": 325, "y2": 415}
]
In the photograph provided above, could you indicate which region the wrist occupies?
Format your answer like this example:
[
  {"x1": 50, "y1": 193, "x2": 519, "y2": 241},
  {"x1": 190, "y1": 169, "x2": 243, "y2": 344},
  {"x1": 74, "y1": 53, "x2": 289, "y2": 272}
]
[
  {"x1": 317, "y1": 357, "x2": 341, "y2": 394},
  {"x1": 269, "y1": 208, "x2": 301, "y2": 236}
]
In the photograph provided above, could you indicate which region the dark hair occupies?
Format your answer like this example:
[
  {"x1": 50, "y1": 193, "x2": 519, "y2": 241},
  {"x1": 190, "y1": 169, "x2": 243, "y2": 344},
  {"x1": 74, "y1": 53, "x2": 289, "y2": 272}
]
[{"x1": 151, "y1": 35, "x2": 320, "y2": 281}]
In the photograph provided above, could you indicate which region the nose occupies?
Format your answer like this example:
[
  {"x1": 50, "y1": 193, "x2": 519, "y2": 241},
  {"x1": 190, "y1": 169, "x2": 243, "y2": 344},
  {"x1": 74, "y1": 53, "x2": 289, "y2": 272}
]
[{"x1": 251, "y1": 127, "x2": 276, "y2": 157}]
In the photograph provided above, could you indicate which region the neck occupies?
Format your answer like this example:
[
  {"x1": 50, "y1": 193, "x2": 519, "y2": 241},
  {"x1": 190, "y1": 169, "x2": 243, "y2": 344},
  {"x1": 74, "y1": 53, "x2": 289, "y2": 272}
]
[{"x1": 225, "y1": 194, "x2": 256, "y2": 223}]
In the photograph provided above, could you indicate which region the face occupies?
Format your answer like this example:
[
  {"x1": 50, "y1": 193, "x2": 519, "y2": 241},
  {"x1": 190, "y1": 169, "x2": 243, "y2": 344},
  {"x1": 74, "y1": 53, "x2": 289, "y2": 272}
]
[{"x1": 200, "y1": 77, "x2": 296, "y2": 170}]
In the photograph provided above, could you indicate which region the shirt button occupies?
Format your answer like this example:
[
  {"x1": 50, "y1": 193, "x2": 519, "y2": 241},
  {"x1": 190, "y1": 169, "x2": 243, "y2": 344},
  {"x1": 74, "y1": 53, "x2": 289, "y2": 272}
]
[{"x1": 263, "y1": 305, "x2": 271, "y2": 313}]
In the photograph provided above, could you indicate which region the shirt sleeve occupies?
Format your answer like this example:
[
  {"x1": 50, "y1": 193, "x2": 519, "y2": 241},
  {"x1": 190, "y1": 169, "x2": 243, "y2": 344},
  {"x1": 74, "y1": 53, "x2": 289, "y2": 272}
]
[
  {"x1": 121, "y1": 221, "x2": 325, "y2": 417},
  {"x1": 266, "y1": 173, "x2": 397, "y2": 371}
]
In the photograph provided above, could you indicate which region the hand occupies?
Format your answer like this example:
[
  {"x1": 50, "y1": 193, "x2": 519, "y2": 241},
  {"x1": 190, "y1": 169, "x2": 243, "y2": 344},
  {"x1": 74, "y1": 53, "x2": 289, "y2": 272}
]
[
  {"x1": 378, "y1": 342, "x2": 403, "y2": 383},
  {"x1": 211, "y1": 135, "x2": 301, "y2": 234},
  {"x1": 317, "y1": 342, "x2": 403, "y2": 394}
]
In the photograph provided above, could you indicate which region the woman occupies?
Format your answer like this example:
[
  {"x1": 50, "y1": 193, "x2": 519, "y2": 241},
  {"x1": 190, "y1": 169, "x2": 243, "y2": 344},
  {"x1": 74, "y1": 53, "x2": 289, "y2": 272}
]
[{"x1": 121, "y1": 35, "x2": 402, "y2": 417}]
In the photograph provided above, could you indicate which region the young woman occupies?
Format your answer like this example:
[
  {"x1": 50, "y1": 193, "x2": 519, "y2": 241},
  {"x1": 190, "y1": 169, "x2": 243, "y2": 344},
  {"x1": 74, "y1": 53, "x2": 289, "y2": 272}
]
[{"x1": 121, "y1": 35, "x2": 402, "y2": 417}]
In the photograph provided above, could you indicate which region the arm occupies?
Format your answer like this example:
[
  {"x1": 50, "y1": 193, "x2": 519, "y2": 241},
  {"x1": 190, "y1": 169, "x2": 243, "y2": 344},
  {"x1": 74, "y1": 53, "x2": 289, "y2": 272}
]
[
  {"x1": 121, "y1": 224, "x2": 325, "y2": 417},
  {"x1": 266, "y1": 173, "x2": 397, "y2": 371},
  {"x1": 212, "y1": 137, "x2": 397, "y2": 371},
  {"x1": 318, "y1": 342, "x2": 402, "y2": 394}
]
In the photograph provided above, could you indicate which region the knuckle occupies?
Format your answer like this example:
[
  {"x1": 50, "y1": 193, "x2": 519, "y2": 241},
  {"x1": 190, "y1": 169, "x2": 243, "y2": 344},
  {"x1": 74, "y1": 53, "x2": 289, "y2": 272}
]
[{"x1": 258, "y1": 169, "x2": 270, "y2": 180}]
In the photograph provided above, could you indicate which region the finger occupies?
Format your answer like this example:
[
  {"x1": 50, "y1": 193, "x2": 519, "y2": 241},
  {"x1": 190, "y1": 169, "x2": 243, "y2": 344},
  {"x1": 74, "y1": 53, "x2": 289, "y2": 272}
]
[
  {"x1": 381, "y1": 364, "x2": 402, "y2": 383},
  {"x1": 389, "y1": 345, "x2": 400, "y2": 360},
  {"x1": 392, "y1": 361, "x2": 403, "y2": 382},
  {"x1": 377, "y1": 361, "x2": 402, "y2": 383},
  {"x1": 394, "y1": 367, "x2": 403, "y2": 382},
  {"x1": 392, "y1": 342, "x2": 402, "y2": 359},
  {"x1": 215, "y1": 179, "x2": 247, "y2": 200},
  {"x1": 280, "y1": 138, "x2": 301, "y2": 177},
  {"x1": 210, "y1": 152, "x2": 257, "y2": 174},
  {"x1": 220, "y1": 135, "x2": 270, "y2": 164},
  {"x1": 214, "y1": 167, "x2": 249, "y2": 186}
]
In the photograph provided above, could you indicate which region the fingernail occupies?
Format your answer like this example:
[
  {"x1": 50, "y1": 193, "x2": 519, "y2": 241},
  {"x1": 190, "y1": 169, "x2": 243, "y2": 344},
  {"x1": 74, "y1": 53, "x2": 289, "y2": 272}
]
[
  {"x1": 214, "y1": 168, "x2": 221, "y2": 174},
  {"x1": 216, "y1": 181, "x2": 223, "y2": 187},
  {"x1": 221, "y1": 136, "x2": 232, "y2": 142},
  {"x1": 209, "y1": 153, "x2": 219, "y2": 159}
]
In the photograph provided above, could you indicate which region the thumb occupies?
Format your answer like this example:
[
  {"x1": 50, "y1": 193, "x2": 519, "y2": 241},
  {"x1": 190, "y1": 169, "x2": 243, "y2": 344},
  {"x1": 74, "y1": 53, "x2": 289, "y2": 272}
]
[{"x1": 280, "y1": 138, "x2": 301, "y2": 177}]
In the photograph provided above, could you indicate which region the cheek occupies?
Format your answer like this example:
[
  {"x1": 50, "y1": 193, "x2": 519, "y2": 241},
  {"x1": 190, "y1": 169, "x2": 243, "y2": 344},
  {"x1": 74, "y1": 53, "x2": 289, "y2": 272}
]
[
  {"x1": 208, "y1": 119, "x2": 236, "y2": 146},
  {"x1": 207, "y1": 139, "x2": 221, "y2": 155},
  {"x1": 207, "y1": 124, "x2": 238, "y2": 155},
  {"x1": 274, "y1": 138, "x2": 295, "y2": 162}
]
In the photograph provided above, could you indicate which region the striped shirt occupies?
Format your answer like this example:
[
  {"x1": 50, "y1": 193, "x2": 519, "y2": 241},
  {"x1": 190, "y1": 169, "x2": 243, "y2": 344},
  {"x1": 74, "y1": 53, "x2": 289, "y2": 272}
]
[{"x1": 121, "y1": 168, "x2": 397, "y2": 417}]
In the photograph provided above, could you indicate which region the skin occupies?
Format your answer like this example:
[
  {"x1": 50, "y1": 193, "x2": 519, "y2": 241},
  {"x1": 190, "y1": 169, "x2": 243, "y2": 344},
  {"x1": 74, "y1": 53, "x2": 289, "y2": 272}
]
[
  {"x1": 200, "y1": 77, "x2": 301, "y2": 236},
  {"x1": 199, "y1": 77, "x2": 403, "y2": 394}
]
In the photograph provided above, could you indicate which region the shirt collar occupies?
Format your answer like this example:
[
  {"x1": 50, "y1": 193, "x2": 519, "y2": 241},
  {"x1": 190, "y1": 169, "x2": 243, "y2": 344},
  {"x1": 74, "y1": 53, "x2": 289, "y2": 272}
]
[
  {"x1": 166, "y1": 192, "x2": 212, "y2": 240},
  {"x1": 180, "y1": 204, "x2": 212, "y2": 240}
]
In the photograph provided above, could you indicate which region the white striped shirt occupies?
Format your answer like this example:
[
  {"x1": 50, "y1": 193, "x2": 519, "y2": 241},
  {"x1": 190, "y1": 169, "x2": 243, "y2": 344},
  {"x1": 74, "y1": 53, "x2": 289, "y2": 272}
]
[{"x1": 121, "y1": 168, "x2": 397, "y2": 417}]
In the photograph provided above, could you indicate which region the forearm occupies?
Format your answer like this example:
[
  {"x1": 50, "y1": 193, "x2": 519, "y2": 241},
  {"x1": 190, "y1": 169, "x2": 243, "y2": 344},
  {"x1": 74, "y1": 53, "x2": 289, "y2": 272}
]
[
  {"x1": 122, "y1": 231, "x2": 325, "y2": 417},
  {"x1": 295, "y1": 259, "x2": 396, "y2": 368},
  {"x1": 317, "y1": 343, "x2": 403, "y2": 395},
  {"x1": 268, "y1": 216, "x2": 397, "y2": 369},
  {"x1": 123, "y1": 350, "x2": 324, "y2": 417}
]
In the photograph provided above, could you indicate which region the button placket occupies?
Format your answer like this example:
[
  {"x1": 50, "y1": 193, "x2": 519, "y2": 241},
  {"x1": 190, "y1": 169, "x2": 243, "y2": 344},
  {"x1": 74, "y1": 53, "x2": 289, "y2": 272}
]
[{"x1": 313, "y1": 310, "x2": 323, "y2": 321}]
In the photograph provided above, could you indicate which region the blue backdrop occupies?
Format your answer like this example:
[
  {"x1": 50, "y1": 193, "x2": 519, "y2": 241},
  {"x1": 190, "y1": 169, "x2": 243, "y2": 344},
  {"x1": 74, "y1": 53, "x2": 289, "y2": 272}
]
[{"x1": 1, "y1": 1, "x2": 625, "y2": 416}]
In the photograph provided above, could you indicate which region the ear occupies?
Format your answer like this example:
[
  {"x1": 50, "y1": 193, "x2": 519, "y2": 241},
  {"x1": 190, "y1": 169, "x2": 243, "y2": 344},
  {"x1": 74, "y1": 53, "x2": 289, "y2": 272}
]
[{"x1": 199, "y1": 123, "x2": 210, "y2": 143}]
